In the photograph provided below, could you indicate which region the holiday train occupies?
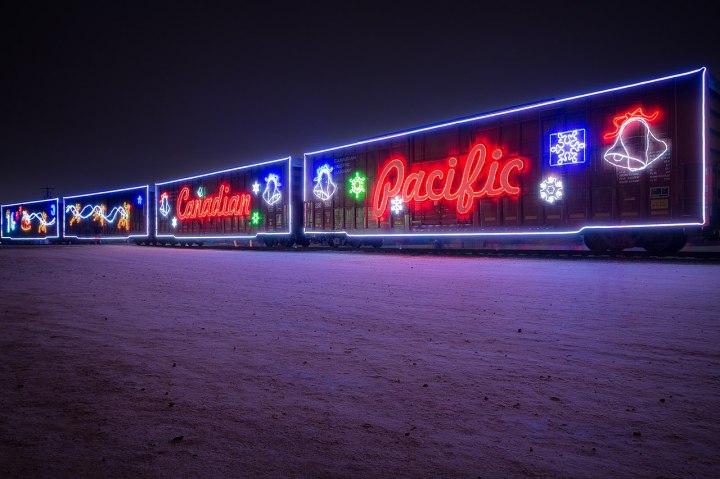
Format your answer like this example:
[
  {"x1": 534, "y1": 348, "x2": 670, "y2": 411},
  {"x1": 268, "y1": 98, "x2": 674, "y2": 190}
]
[{"x1": 2, "y1": 68, "x2": 719, "y2": 255}]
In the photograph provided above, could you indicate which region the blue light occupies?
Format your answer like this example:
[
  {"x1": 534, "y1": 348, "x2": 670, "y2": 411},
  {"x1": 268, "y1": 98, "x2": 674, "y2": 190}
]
[
  {"x1": 137, "y1": 195, "x2": 143, "y2": 206},
  {"x1": 549, "y1": 129, "x2": 586, "y2": 166}
]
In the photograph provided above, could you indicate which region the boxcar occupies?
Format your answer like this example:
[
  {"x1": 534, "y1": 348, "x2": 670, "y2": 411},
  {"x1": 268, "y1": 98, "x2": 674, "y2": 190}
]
[
  {"x1": 1, "y1": 198, "x2": 60, "y2": 242},
  {"x1": 303, "y1": 68, "x2": 719, "y2": 254},
  {"x1": 153, "y1": 157, "x2": 303, "y2": 246},
  {"x1": 63, "y1": 185, "x2": 150, "y2": 242}
]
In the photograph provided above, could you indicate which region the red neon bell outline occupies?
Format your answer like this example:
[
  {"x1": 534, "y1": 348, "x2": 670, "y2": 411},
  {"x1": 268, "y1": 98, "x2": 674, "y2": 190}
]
[
  {"x1": 176, "y1": 184, "x2": 251, "y2": 220},
  {"x1": 372, "y1": 143, "x2": 524, "y2": 218},
  {"x1": 603, "y1": 107, "x2": 660, "y2": 140}
]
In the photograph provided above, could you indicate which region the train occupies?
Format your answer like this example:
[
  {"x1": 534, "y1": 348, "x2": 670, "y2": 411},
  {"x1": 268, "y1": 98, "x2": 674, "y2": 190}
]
[{"x1": 2, "y1": 67, "x2": 719, "y2": 255}]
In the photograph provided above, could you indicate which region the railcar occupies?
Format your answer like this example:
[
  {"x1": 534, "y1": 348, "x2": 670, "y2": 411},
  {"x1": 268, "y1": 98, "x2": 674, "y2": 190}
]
[
  {"x1": 303, "y1": 68, "x2": 719, "y2": 254},
  {"x1": 1, "y1": 198, "x2": 60, "y2": 242},
  {"x1": 62, "y1": 185, "x2": 150, "y2": 242},
  {"x1": 151, "y1": 157, "x2": 303, "y2": 246}
]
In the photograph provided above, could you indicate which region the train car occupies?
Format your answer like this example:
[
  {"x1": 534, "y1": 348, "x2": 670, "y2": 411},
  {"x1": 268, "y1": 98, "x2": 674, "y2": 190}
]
[
  {"x1": 303, "y1": 68, "x2": 718, "y2": 254},
  {"x1": 63, "y1": 185, "x2": 150, "y2": 242},
  {"x1": 1, "y1": 198, "x2": 60, "y2": 242},
  {"x1": 153, "y1": 157, "x2": 303, "y2": 246}
]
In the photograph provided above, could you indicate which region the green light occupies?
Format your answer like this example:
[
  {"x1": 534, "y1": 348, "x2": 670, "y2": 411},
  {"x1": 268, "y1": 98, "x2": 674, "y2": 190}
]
[
  {"x1": 250, "y1": 210, "x2": 262, "y2": 226},
  {"x1": 348, "y1": 171, "x2": 366, "y2": 199}
]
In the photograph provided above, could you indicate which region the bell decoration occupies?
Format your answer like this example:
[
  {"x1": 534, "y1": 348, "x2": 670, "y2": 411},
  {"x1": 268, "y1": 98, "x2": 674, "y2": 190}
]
[
  {"x1": 603, "y1": 109, "x2": 668, "y2": 172},
  {"x1": 313, "y1": 164, "x2": 337, "y2": 201},
  {"x1": 262, "y1": 173, "x2": 282, "y2": 206}
]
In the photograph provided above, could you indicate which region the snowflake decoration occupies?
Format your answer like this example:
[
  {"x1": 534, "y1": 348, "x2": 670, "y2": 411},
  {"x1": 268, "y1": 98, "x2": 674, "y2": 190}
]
[
  {"x1": 252, "y1": 181, "x2": 260, "y2": 195},
  {"x1": 313, "y1": 164, "x2": 337, "y2": 201},
  {"x1": 390, "y1": 196, "x2": 404, "y2": 215},
  {"x1": 159, "y1": 192, "x2": 171, "y2": 217},
  {"x1": 171, "y1": 216, "x2": 178, "y2": 228},
  {"x1": 250, "y1": 210, "x2": 262, "y2": 226},
  {"x1": 262, "y1": 173, "x2": 282, "y2": 206},
  {"x1": 348, "y1": 171, "x2": 366, "y2": 199},
  {"x1": 540, "y1": 176, "x2": 563, "y2": 204},
  {"x1": 550, "y1": 129, "x2": 586, "y2": 166}
]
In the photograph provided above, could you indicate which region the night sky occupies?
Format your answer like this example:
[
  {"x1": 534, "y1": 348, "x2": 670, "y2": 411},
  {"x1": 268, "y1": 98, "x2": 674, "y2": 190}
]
[{"x1": 1, "y1": 1, "x2": 718, "y2": 204}]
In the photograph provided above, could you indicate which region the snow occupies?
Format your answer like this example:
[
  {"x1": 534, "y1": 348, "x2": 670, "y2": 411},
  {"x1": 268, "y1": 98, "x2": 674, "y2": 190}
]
[{"x1": 1, "y1": 244, "x2": 719, "y2": 478}]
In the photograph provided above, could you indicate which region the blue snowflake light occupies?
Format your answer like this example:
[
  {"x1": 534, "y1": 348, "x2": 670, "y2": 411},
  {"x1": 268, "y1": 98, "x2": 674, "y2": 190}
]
[{"x1": 549, "y1": 129, "x2": 586, "y2": 166}]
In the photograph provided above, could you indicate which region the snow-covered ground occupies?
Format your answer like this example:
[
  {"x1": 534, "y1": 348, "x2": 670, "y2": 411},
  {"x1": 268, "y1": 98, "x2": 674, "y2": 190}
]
[{"x1": 1, "y1": 244, "x2": 718, "y2": 478}]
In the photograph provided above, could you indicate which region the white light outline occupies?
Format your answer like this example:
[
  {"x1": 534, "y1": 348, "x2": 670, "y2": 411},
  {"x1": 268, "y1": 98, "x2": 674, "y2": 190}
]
[
  {"x1": 65, "y1": 204, "x2": 131, "y2": 225},
  {"x1": 390, "y1": 196, "x2": 404, "y2": 215},
  {"x1": 549, "y1": 129, "x2": 586, "y2": 166},
  {"x1": 159, "y1": 193, "x2": 171, "y2": 217},
  {"x1": 262, "y1": 173, "x2": 282, "y2": 206},
  {"x1": 0, "y1": 198, "x2": 61, "y2": 240},
  {"x1": 539, "y1": 176, "x2": 563, "y2": 204},
  {"x1": 62, "y1": 185, "x2": 150, "y2": 240},
  {"x1": 312, "y1": 164, "x2": 337, "y2": 201},
  {"x1": 303, "y1": 67, "x2": 706, "y2": 237},
  {"x1": 154, "y1": 157, "x2": 293, "y2": 240},
  {"x1": 603, "y1": 117, "x2": 668, "y2": 171}
]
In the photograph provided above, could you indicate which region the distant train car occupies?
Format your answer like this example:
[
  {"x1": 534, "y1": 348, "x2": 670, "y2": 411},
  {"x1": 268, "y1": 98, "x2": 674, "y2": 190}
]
[
  {"x1": 153, "y1": 157, "x2": 303, "y2": 246},
  {"x1": 1, "y1": 198, "x2": 60, "y2": 242},
  {"x1": 63, "y1": 185, "x2": 150, "y2": 242},
  {"x1": 303, "y1": 68, "x2": 718, "y2": 254}
]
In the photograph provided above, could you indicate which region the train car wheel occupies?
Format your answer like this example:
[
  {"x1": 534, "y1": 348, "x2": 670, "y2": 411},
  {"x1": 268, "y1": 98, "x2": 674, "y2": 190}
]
[
  {"x1": 643, "y1": 231, "x2": 687, "y2": 256},
  {"x1": 583, "y1": 233, "x2": 608, "y2": 253}
]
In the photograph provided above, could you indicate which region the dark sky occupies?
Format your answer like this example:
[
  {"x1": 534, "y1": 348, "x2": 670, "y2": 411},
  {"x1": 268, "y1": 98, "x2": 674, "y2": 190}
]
[{"x1": 1, "y1": 1, "x2": 718, "y2": 204}]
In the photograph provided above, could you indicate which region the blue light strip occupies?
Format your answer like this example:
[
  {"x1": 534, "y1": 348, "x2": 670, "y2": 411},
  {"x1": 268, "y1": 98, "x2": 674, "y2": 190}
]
[
  {"x1": 304, "y1": 68, "x2": 705, "y2": 156},
  {"x1": 303, "y1": 67, "x2": 707, "y2": 237},
  {"x1": 63, "y1": 184, "x2": 149, "y2": 199},
  {"x1": 155, "y1": 157, "x2": 291, "y2": 185}
]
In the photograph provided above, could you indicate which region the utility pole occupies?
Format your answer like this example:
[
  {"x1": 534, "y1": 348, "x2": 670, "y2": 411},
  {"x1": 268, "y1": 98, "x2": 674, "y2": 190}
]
[{"x1": 41, "y1": 187, "x2": 54, "y2": 199}]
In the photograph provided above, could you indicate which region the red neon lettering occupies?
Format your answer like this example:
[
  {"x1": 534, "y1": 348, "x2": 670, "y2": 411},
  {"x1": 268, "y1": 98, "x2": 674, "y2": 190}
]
[
  {"x1": 176, "y1": 185, "x2": 251, "y2": 220},
  {"x1": 372, "y1": 143, "x2": 524, "y2": 218}
]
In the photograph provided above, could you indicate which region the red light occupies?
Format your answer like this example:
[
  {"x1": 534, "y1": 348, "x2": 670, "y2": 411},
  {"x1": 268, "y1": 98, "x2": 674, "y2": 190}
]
[
  {"x1": 176, "y1": 184, "x2": 251, "y2": 220},
  {"x1": 604, "y1": 107, "x2": 660, "y2": 140},
  {"x1": 372, "y1": 143, "x2": 524, "y2": 218}
]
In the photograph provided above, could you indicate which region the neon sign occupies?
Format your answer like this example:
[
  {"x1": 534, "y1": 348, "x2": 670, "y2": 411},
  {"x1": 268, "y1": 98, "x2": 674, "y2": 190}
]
[
  {"x1": 313, "y1": 164, "x2": 337, "y2": 200},
  {"x1": 65, "y1": 203, "x2": 130, "y2": 229},
  {"x1": 348, "y1": 172, "x2": 366, "y2": 199},
  {"x1": 262, "y1": 173, "x2": 282, "y2": 206},
  {"x1": 603, "y1": 107, "x2": 668, "y2": 172},
  {"x1": 390, "y1": 196, "x2": 404, "y2": 215},
  {"x1": 176, "y1": 184, "x2": 251, "y2": 220},
  {"x1": 5, "y1": 210, "x2": 15, "y2": 232},
  {"x1": 549, "y1": 129, "x2": 586, "y2": 166},
  {"x1": 540, "y1": 176, "x2": 563, "y2": 204},
  {"x1": 3, "y1": 203, "x2": 57, "y2": 237},
  {"x1": 250, "y1": 210, "x2": 262, "y2": 226},
  {"x1": 372, "y1": 143, "x2": 524, "y2": 218},
  {"x1": 159, "y1": 193, "x2": 171, "y2": 217}
]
